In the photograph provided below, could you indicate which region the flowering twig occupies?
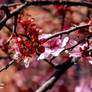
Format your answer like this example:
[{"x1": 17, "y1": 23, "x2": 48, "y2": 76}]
[
  {"x1": 45, "y1": 35, "x2": 92, "y2": 68},
  {"x1": 61, "y1": 35, "x2": 92, "y2": 53}
]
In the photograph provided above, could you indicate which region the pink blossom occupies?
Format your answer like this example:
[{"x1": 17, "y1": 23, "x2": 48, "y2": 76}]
[
  {"x1": 38, "y1": 34, "x2": 69, "y2": 60},
  {"x1": 69, "y1": 42, "x2": 88, "y2": 57},
  {"x1": 68, "y1": 42, "x2": 92, "y2": 64},
  {"x1": 12, "y1": 43, "x2": 20, "y2": 53},
  {"x1": 12, "y1": 43, "x2": 22, "y2": 60}
]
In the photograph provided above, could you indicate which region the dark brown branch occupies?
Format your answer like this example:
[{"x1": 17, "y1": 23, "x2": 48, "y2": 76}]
[
  {"x1": 46, "y1": 24, "x2": 90, "y2": 41},
  {"x1": 13, "y1": 13, "x2": 18, "y2": 34},
  {"x1": 0, "y1": 2, "x2": 27, "y2": 30},
  {"x1": 0, "y1": 6, "x2": 10, "y2": 16},
  {"x1": 0, "y1": 59, "x2": 16, "y2": 72},
  {"x1": 26, "y1": 1, "x2": 92, "y2": 8},
  {"x1": 36, "y1": 57, "x2": 79, "y2": 92},
  {"x1": 6, "y1": 13, "x2": 18, "y2": 45},
  {"x1": 20, "y1": 0, "x2": 26, "y2": 3}
]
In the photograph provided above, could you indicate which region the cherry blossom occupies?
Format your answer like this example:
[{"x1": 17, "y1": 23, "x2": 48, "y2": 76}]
[
  {"x1": 13, "y1": 43, "x2": 30, "y2": 68},
  {"x1": 12, "y1": 43, "x2": 22, "y2": 60},
  {"x1": 68, "y1": 42, "x2": 92, "y2": 64},
  {"x1": 38, "y1": 34, "x2": 69, "y2": 60},
  {"x1": 23, "y1": 57, "x2": 30, "y2": 68}
]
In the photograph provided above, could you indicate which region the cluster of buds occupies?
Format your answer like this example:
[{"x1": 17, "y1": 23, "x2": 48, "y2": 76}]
[
  {"x1": 79, "y1": 46, "x2": 88, "y2": 57},
  {"x1": 79, "y1": 40, "x2": 92, "y2": 57},
  {"x1": 13, "y1": 15, "x2": 46, "y2": 57}
]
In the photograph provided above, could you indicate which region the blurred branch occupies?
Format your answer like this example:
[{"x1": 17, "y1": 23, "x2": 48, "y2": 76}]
[
  {"x1": 0, "y1": 56, "x2": 11, "y2": 60},
  {"x1": 0, "y1": 6, "x2": 10, "y2": 16},
  {"x1": 20, "y1": 0, "x2": 26, "y2": 3},
  {"x1": 36, "y1": 57, "x2": 79, "y2": 92},
  {"x1": 0, "y1": 59, "x2": 16, "y2": 72},
  {"x1": 13, "y1": 13, "x2": 18, "y2": 34},
  {"x1": 0, "y1": 3, "x2": 21, "y2": 7},
  {"x1": 46, "y1": 24, "x2": 90, "y2": 41},
  {"x1": 6, "y1": 14, "x2": 18, "y2": 45}
]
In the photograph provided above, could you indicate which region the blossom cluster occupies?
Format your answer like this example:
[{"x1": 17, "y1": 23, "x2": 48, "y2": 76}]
[{"x1": 12, "y1": 15, "x2": 46, "y2": 67}]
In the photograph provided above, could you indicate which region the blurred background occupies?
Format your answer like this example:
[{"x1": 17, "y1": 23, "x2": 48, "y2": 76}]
[{"x1": 0, "y1": 0, "x2": 92, "y2": 92}]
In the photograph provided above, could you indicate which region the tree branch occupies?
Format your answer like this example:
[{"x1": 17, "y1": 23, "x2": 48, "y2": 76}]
[
  {"x1": 26, "y1": 1, "x2": 92, "y2": 8},
  {"x1": 36, "y1": 57, "x2": 79, "y2": 92},
  {"x1": 0, "y1": 59, "x2": 16, "y2": 72},
  {"x1": 61, "y1": 35, "x2": 92, "y2": 53},
  {"x1": 46, "y1": 24, "x2": 90, "y2": 41},
  {"x1": 43, "y1": 59, "x2": 58, "y2": 68}
]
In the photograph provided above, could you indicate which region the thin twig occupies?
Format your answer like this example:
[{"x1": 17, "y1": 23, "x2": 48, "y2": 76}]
[
  {"x1": 0, "y1": 59, "x2": 16, "y2": 72},
  {"x1": 44, "y1": 59, "x2": 58, "y2": 68},
  {"x1": 46, "y1": 24, "x2": 90, "y2": 41},
  {"x1": 61, "y1": 35, "x2": 92, "y2": 53},
  {"x1": 6, "y1": 13, "x2": 18, "y2": 45}
]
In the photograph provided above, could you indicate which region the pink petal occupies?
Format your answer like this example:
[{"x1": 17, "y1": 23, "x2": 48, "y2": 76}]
[
  {"x1": 61, "y1": 37, "x2": 69, "y2": 47},
  {"x1": 38, "y1": 49, "x2": 51, "y2": 60},
  {"x1": 24, "y1": 57, "x2": 29, "y2": 68},
  {"x1": 69, "y1": 39, "x2": 77, "y2": 46},
  {"x1": 51, "y1": 48, "x2": 64, "y2": 56}
]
